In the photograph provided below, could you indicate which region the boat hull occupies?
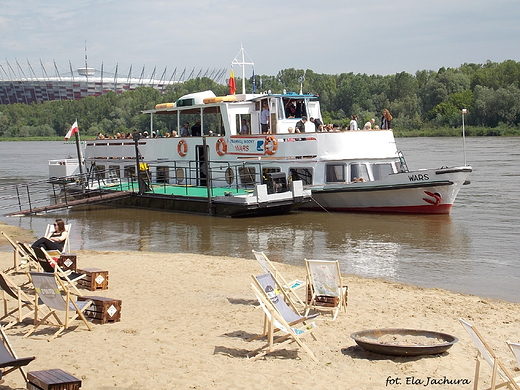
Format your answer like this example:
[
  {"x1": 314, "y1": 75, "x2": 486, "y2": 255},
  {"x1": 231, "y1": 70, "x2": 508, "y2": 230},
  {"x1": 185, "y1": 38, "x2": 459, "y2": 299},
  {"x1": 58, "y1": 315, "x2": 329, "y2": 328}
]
[{"x1": 304, "y1": 167, "x2": 471, "y2": 214}]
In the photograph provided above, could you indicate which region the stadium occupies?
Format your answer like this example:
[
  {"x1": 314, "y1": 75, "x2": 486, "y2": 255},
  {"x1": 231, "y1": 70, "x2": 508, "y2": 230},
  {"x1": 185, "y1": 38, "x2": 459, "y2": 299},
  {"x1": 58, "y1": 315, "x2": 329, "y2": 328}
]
[{"x1": 0, "y1": 59, "x2": 227, "y2": 105}]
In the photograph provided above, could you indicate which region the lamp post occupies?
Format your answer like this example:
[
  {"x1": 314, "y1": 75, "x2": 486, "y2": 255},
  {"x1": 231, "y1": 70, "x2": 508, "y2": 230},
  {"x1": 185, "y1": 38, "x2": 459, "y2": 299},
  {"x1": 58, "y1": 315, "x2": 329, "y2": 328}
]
[{"x1": 462, "y1": 109, "x2": 467, "y2": 166}]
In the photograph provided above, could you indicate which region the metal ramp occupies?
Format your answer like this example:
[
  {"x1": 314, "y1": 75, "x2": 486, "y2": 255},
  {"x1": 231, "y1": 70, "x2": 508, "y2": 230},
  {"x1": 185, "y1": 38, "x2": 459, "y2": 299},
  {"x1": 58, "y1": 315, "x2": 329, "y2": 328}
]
[{"x1": 5, "y1": 190, "x2": 132, "y2": 216}]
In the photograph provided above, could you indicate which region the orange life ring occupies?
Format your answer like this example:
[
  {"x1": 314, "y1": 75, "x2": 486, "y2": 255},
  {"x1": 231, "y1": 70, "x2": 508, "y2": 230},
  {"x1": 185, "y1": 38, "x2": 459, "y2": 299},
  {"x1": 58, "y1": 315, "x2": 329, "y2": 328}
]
[
  {"x1": 265, "y1": 136, "x2": 278, "y2": 155},
  {"x1": 177, "y1": 139, "x2": 188, "y2": 157},
  {"x1": 216, "y1": 138, "x2": 227, "y2": 156}
]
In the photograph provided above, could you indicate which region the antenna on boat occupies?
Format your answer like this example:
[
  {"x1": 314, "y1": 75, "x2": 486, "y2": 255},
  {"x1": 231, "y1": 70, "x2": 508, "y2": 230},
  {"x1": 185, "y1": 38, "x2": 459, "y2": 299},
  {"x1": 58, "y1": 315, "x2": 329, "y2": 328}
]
[
  {"x1": 462, "y1": 108, "x2": 467, "y2": 166},
  {"x1": 231, "y1": 44, "x2": 254, "y2": 94}
]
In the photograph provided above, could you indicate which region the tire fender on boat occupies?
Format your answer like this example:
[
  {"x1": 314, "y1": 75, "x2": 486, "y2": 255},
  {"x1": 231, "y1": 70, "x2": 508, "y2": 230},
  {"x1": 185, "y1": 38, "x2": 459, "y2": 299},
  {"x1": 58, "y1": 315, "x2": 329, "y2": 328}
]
[
  {"x1": 265, "y1": 136, "x2": 278, "y2": 155},
  {"x1": 216, "y1": 138, "x2": 227, "y2": 156},
  {"x1": 177, "y1": 139, "x2": 188, "y2": 157}
]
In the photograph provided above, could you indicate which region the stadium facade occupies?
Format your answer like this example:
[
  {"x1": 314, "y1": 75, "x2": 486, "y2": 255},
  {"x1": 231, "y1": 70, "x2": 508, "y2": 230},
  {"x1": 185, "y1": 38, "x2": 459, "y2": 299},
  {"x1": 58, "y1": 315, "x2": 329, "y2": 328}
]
[{"x1": 0, "y1": 60, "x2": 226, "y2": 105}]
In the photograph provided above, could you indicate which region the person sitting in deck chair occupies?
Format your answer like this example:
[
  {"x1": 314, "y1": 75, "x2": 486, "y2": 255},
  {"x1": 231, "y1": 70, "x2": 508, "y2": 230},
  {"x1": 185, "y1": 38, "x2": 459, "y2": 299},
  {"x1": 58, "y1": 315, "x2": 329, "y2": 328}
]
[{"x1": 31, "y1": 219, "x2": 68, "y2": 252}]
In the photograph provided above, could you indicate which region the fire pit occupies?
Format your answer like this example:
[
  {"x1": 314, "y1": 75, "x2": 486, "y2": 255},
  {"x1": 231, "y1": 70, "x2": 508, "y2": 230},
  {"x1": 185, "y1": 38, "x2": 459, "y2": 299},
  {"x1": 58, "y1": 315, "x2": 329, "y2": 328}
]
[{"x1": 350, "y1": 328, "x2": 458, "y2": 356}]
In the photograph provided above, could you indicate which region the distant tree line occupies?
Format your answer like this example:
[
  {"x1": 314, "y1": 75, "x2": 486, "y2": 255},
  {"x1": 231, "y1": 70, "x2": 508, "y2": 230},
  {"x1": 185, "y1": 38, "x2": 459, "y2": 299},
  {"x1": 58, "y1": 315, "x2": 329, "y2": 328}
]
[{"x1": 1, "y1": 59, "x2": 520, "y2": 139}]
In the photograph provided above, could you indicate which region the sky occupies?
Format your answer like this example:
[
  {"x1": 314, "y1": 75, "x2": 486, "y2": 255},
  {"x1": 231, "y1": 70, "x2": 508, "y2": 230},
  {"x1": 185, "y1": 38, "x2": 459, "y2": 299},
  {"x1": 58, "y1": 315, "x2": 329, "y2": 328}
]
[{"x1": 1, "y1": 0, "x2": 519, "y2": 81}]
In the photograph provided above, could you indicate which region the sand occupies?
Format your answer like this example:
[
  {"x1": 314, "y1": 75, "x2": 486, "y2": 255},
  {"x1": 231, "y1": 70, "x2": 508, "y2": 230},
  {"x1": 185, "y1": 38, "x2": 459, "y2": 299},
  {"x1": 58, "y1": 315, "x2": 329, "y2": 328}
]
[{"x1": 0, "y1": 222, "x2": 519, "y2": 390}]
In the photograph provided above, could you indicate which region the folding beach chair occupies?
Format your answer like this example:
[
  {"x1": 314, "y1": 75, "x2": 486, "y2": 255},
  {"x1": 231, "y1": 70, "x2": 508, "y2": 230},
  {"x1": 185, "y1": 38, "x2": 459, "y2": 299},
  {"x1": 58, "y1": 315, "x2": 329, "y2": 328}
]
[
  {"x1": 29, "y1": 246, "x2": 85, "y2": 296},
  {"x1": 459, "y1": 319, "x2": 520, "y2": 390},
  {"x1": 304, "y1": 259, "x2": 348, "y2": 320},
  {"x1": 0, "y1": 271, "x2": 37, "y2": 329},
  {"x1": 24, "y1": 272, "x2": 92, "y2": 341},
  {"x1": 508, "y1": 342, "x2": 520, "y2": 373},
  {"x1": 252, "y1": 250, "x2": 305, "y2": 308},
  {"x1": 249, "y1": 272, "x2": 318, "y2": 342},
  {"x1": 249, "y1": 279, "x2": 318, "y2": 362},
  {"x1": 1, "y1": 231, "x2": 31, "y2": 273},
  {"x1": 44, "y1": 223, "x2": 72, "y2": 255},
  {"x1": 0, "y1": 327, "x2": 35, "y2": 382}
]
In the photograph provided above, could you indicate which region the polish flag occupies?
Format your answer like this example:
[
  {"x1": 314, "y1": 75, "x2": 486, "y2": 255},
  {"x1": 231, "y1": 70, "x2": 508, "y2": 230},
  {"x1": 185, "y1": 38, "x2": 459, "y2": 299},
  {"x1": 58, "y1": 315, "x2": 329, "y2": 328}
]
[{"x1": 64, "y1": 120, "x2": 79, "y2": 140}]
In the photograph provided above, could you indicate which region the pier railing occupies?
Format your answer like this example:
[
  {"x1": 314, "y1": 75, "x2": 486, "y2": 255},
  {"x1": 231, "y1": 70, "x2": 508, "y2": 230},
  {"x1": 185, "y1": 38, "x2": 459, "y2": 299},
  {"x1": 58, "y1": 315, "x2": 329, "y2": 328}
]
[{"x1": 0, "y1": 172, "x2": 136, "y2": 216}]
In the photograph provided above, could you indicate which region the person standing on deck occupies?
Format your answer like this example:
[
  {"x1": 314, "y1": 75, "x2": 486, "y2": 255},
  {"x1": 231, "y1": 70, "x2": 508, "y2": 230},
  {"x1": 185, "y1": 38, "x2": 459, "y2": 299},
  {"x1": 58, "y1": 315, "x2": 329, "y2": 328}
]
[
  {"x1": 191, "y1": 120, "x2": 202, "y2": 137},
  {"x1": 381, "y1": 109, "x2": 393, "y2": 130},
  {"x1": 180, "y1": 122, "x2": 190, "y2": 137},
  {"x1": 260, "y1": 103, "x2": 270, "y2": 134},
  {"x1": 350, "y1": 115, "x2": 359, "y2": 130}
]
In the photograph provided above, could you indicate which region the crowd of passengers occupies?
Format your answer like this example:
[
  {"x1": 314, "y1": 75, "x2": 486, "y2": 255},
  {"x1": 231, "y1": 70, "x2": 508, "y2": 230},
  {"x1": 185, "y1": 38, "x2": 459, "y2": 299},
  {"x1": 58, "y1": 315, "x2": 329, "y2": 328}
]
[{"x1": 94, "y1": 109, "x2": 392, "y2": 139}]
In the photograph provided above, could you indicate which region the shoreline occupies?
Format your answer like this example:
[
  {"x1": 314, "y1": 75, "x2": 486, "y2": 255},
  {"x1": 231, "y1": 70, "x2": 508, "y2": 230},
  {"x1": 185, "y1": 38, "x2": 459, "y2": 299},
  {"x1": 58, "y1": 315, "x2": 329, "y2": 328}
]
[{"x1": 1, "y1": 222, "x2": 520, "y2": 389}]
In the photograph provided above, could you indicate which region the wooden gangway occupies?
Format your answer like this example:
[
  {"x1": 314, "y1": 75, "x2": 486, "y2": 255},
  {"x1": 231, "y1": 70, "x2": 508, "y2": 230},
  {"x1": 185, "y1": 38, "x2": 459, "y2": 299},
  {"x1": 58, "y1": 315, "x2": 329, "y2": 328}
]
[{"x1": 5, "y1": 190, "x2": 133, "y2": 216}]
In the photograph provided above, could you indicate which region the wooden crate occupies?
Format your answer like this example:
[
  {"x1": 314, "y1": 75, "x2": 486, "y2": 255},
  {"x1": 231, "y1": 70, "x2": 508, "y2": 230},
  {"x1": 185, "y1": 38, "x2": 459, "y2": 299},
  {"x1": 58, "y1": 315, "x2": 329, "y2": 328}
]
[
  {"x1": 58, "y1": 254, "x2": 77, "y2": 272},
  {"x1": 76, "y1": 267, "x2": 109, "y2": 291},
  {"x1": 27, "y1": 369, "x2": 81, "y2": 390},
  {"x1": 78, "y1": 295, "x2": 122, "y2": 324},
  {"x1": 306, "y1": 285, "x2": 340, "y2": 307}
]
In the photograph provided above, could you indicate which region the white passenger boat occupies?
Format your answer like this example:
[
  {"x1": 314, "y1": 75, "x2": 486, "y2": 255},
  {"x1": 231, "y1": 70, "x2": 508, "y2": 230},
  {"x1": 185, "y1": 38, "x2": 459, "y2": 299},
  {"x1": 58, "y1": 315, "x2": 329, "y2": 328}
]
[{"x1": 50, "y1": 89, "x2": 471, "y2": 215}]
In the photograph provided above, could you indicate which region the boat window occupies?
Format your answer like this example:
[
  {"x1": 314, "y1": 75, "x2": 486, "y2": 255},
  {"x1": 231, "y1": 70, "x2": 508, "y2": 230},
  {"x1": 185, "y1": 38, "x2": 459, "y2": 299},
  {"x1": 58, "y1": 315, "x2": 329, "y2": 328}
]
[
  {"x1": 175, "y1": 168, "x2": 185, "y2": 184},
  {"x1": 124, "y1": 165, "x2": 136, "y2": 179},
  {"x1": 371, "y1": 163, "x2": 394, "y2": 181},
  {"x1": 108, "y1": 165, "x2": 120, "y2": 178},
  {"x1": 289, "y1": 168, "x2": 313, "y2": 185},
  {"x1": 93, "y1": 164, "x2": 106, "y2": 179},
  {"x1": 156, "y1": 166, "x2": 169, "y2": 183},
  {"x1": 262, "y1": 168, "x2": 281, "y2": 184},
  {"x1": 237, "y1": 114, "x2": 252, "y2": 135},
  {"x1": 326, "y1": 164, "x2": 345, "y2": 183},
  {"x1": 350, "y1": 163, "x2": 369, "y2": 182},
  {"x1": 239, "y1": 167, "x2": 256, "y2": 186}
]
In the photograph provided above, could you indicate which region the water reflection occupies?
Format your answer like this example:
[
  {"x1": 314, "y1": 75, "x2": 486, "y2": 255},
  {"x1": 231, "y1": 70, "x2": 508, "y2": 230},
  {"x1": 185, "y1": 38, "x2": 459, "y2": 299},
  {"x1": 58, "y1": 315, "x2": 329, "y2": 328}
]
[{"x1": 5, "y1": 205, "x2": 470, "y2": 287}]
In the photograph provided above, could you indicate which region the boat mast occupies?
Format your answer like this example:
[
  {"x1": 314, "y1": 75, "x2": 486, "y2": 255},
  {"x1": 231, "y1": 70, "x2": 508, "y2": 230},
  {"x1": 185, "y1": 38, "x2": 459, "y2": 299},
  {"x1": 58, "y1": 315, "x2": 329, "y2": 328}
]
[{"x1": 231, "y1": 44, "x2": 254, "y2": 94}]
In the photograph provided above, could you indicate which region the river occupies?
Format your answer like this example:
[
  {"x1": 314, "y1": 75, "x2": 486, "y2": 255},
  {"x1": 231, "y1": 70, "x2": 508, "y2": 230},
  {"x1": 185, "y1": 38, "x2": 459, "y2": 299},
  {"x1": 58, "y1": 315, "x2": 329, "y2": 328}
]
[{"x1": 1, "y1": 137, "x2": 519, "y2": 303}]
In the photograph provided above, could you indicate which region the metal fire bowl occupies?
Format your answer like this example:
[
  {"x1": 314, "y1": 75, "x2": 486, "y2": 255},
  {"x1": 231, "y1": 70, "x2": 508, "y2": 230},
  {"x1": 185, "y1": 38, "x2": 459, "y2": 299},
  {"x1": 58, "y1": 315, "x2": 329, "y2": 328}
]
[{"x1": 350, "y1": 328, "x2": 458, "y2": 356}]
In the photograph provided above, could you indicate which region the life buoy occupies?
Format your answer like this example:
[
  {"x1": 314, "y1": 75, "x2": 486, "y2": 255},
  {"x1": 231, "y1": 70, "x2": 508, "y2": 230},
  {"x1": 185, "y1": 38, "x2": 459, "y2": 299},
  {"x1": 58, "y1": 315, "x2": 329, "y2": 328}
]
[
  {"x1": 265, "y1": 136, "x2": 278, "y2": 155},
  {"x1": 216, "y1": 138, "x2": 227, "y2": 156},
  {"x1": 177, "y1": 139, "x2": 188, "y2": 157}
]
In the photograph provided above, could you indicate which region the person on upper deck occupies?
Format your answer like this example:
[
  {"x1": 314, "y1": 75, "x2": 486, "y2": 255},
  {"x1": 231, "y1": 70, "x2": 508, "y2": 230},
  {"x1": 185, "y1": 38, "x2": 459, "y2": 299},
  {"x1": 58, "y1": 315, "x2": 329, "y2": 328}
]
[
  {"x1": 349, "y1": 115, "x2": 359, "y2": 130},
  {"x1": 310, "y1": 117, "x2": 323, "y2": 132},
  {"x1": 364, "y1": 118, "x2": 375, "y2": 130},
  {"x1": 295, "y1": 116, "x2": 307, "y2": 133},
  {"x1": 180, "y1": 122, "x2": 190, "y2": 137},
  {"x1": 285, "y1": 100, "x2": 297, "y2": 118},
  {"x1": 381, "y1": 109, "x2": 393, "y2": 130},
  {"x1": 260, "y1": 103, "x2": 270, "y2": 134},
  {"x1": 31, "y1": 218, "x2": 68, "y2": 252},
  {"x1": 191, "y1": 120, "x2": 202, "y2": 137}
]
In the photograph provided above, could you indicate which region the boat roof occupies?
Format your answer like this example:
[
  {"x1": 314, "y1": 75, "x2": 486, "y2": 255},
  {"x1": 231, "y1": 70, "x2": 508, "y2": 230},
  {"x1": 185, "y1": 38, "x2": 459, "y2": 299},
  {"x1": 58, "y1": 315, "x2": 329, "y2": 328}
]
[{"x1": 142, "y1": 91, "x2": 318, "y2": 115}]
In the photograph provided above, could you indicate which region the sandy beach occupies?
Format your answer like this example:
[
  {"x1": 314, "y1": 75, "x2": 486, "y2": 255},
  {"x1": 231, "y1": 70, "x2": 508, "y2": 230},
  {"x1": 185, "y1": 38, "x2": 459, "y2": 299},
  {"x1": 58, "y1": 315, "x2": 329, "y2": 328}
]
[{"x1": 0, "y1": 222, "x2": 519, "y2": 390}]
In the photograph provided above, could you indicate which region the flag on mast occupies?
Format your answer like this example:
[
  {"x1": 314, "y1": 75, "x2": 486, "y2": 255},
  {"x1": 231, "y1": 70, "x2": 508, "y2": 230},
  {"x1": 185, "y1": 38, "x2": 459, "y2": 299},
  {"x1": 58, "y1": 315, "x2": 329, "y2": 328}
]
[
  {"x1": 228, "y1": 68, "x2": 236, "y2": 95},
  {"x1": 64, "y1": 120, "x2": 79, "y2": 140}
]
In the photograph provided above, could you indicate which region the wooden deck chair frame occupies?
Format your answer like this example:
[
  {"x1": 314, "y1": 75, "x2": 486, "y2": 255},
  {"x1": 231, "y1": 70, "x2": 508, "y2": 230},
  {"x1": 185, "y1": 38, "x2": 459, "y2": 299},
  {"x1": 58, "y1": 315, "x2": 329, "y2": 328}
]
[
  {"x1": 304, "y1": 259, "x2": 347, "y2": 320},
  {"x1": 44, "y1": 223, "x2": 72, "y2": 254},
  {"x1": 15, "y1": 243, "x2": 43, "y2": 272},
  {"x1": 508, "y1": 342, "x2": 520, "y2": 372},
  {"x1": 249, "y1": 281, "x2": 318, "y2": 362},
  {"x1": 30, "y1": 247, "x2": 84, "y2": 296},
  {"x1": 248, "y1": 273, "x2": 318, "y2": 343},
  {"x1": 459, "y1": 319, "x2": 520, "y2": 390},
  {"x1": 252, "y1": 250, "x2": 305, "y2": 308},
  {"x1": 1, "y1": 231, "x2": 31, "y2": 273},
  {"x1": 24, "y1": 272, "x2": 92, "y2": 341},
  {"x1": 0, "y1": 327, "x2": 35, "y2": 382},
  {"x1": 0, "y1": 271, "x2": 36, "y2": 330}
]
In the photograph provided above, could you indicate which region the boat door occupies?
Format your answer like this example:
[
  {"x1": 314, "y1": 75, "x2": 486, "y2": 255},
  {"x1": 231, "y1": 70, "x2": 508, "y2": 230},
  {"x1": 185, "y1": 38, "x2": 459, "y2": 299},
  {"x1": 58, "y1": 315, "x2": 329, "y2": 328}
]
[{"x1": 196, "y1": 144, "x2": 207, "y2": 186}]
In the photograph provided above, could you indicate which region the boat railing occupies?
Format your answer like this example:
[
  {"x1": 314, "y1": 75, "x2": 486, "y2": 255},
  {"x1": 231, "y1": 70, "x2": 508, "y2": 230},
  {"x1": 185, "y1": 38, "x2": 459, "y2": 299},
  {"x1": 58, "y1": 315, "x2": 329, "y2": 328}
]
[
  {"x1": 142, "y1": 159, "x2": 278, "y2": 196},
  {"x1": 397, "y1": 151, "x2": 410, "y2": 173}
]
